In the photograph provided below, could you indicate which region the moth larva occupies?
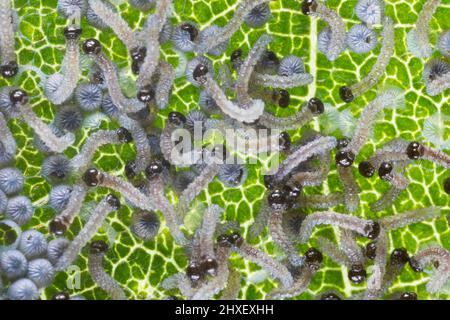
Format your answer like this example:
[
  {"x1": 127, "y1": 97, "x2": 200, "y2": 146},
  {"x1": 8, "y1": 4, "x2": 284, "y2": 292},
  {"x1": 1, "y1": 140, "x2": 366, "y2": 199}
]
[
  {"x1": 199, "y1": 70, "x2": 264, "y2": 123},
  {"x1": 411, "y1": 246, "x2": 450, "y2": 294},
  {"x1": 0, "y1": 111, "x2": 16, "y2": 166},
  {"x1": 82, "y1": 168, "x2": 159, "y2": 213},
  {"x1": 236, "y1": 35, "x2": 272, "y2": 109},
  {"x1": 267, "y1": 266, "x2": 314, "y2": 300},
  {"x1": 45, "y1": 25, "x2": 82, "y2": 105},
  {"x1": 302, "y1": 0, "x2": 346, "y2": 61},
  {"x1": 55, "y1": 194, "x2": 121, "y2": 271},
  {"x1": 9, "y1": 89, "x2": 75, "y2": 153},
  {"x1": 87, "y1": 0, "x2": 142, "y2": 60},
  {"x1": 249, "y1": 203, "x2": 270, "y2": 240},
  {"x1": 316, "y1": 236, "x2": 351, "y2": 267},
  {"x1": 269, "y1": 135, "x2": 337, "y2": 183},
  {"x1": 190, "y1": 246, "x2": 231, "y2": 300},
  {"x1": 88, "y1": 240, "x2": 127, "y2": 300},
  {"x1": 194, "y1": 0, "x2": 269, "y2": 55},
  {"x1": 379, "y1": 207, "x2": 442, "y2": 231},
  {"x1": 299, "y1": 211, "x2": 380, "y2": 243},
  {"x1": 49, "y1": 183, "x2": 88, "y2": 235},
  {"x1": 198, "y1": 205, "x2": 222, "y2": 275},
  {"x1": 258, "y1": 98, "x2": 324, "y2": 130},
  {"x1": 70, "y1": 128, "x2": 133, "y2": 173},
  {"x1": 177, "y1": 162, "x2": 221, "y2": 217},
  {"x1": 155, "y1": 61, "x2": 174, "y2": 110},
  {"x1": 144, "y1": 177, "x2": 187, "y2": 245},
  {"x1": 336, "y1": 88, "x2": 404, "y2": 167},
  {"x1": 297, "y1": 192, "x2": 344, "y2": 209},
  {"x1": 136, "y1": 0, "x2": 172, "y2": 87},
  {"x1": 339, "y1": 229, "x2": 365, "y2": 266},
  {"x1": 229, "y1": 235, "x2": 294, "y2": 289},
  {"x1": 339, "y1": 18, "x2": 395, "y2": 103},
  {"x1": 220, "y1": 268, "x2": 241, "y2": 300},
  {"x1": 0, "y1": 0, "x2": 18, "y2": 78},
  {"x1": 252, "y1": 72, "x2": 314, "y2": 89},
  {"x1": 406, "y1": 0, "x2": 441, "y2": 59},
  {"x1": 366, "y1": 228, "x2": 388, "y2": 299},
  {"x1": 118, "y1": 114, "x2": 152, "y2": 173},
  {"x1": 337, "y1": 166, "x2": 360, "y2": 213},
  {"x1": 82, "y1": 39, "x2": 146, "y2": 114},
  {"x1": 269, "y1": 207, "x2": 303, "y2": 267},
  {"x1": 405, "y1": 141, "x2": 450, "y2": 169}
]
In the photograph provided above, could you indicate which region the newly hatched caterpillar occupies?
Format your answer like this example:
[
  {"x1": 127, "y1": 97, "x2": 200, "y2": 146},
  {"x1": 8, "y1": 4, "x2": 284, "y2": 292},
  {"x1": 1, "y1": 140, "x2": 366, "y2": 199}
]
[
  {"x1": 301, "y1": 0, "x2": 346, "y2": 61},
  {"x1": 236, "y1": 35, "x2": 272, "y2": 109},
  {"x1": 82, "y1": 39, "x2": 146, "y2": 114},
  {"x1": 316, "y1": 236, "x2": 351, "y2": 267},
  {"x1": 190, "y1": 246, "x2": 231, "y2": 300},
  {"x1": 257, "y1": 98, "x2": 324, "y2": 130},
  {"x1": 136, "y1": 0, "x2": 172, "y2": 88},
  {"x1": 379, "y1": 207, "x2": 442, "y2": 231},
  {"x1": 0, "y1": 0, "x2": 18, "y2": 78},
  {"x1": 49, "y1": 183, "x2": 87, "y2": 236},
  {"x1": 70, "y1": 128, "x2": 133, "y2": 173},
  {"x1": 339, "y1": 229, "x2": 365, "y2": 266},
  {"x1": 268, "y1": 206, "x2": 303, "y2": 267},
  {"x1": 87, "y1": 0, "x2": 143, "y2": 62},
  {"x1": 366, "y1": 227, "x2": 388, "y2": 299},
  {"x1": 410, "y1": 246, "x2": 450, "y2": 294},
  {"x1": 269, "y1": 135, "x2": 337, "y2": 183},
  {"x1": 298, "y1": 211, "x2": 380, "y2": 243},
  {"x1": 198, "y1": 205, "x2": 222, "y2": 275},
  {"x1": 252, "y1": 72, "x2": 313, "y2": 89},
  {"x1": 155, "y1": 61, "x2": 174, "y2": 109},
  {"x1": 297, "y1": 192, "x2": 344, "y2": 209},
  {"x1": 118, "y1": 116, "x2": 153, "y2": 175},
  {"x1": 223, "y1": 233, "x2": 294, "y2": 289},
  {"x1": 405, "y1": 141, "x2": 450, "y2": 169},
  {"x1": 55, "y1": 194, "x2": 121, "y2": 271},
  {"x1": 82, "y1": 168, "x2": 159, "y2": 213},
  {"x1": 88, "y1": 240, "x2": 127, "y2": 300},
  {"x1": 337, "y1": 166, "x2": 360, "y2": 213},
  {"x1": 219, "y1": 268, "x2": 241, "y2": 300},
  {"x1": 9, "y1": 89, "x2": 75, "y2": 153},
  {"x1": 143, "y1": 176, "x2": 187, "y2": 245},
  {"x1": 0, "y1": 111, "x2": 16, "y2": 166},
  {"x1": 195, "y1": 64, "x2": 265, "y2": 123},
  {"x1": 336, "y1": 88, "x2": 404, "y2": 167},
  {"x1": 339, "y1": 18, "x2": 395, "y2": 103},
  {"x1": 194, "y1": 0, "x2": 269, "y2": 55},
  {"x1": 45, "y1": 25, "x2": 82, "y2": 105},
  {"x1": 406, "y1": 0, "x2": 441, "y2": 59}
]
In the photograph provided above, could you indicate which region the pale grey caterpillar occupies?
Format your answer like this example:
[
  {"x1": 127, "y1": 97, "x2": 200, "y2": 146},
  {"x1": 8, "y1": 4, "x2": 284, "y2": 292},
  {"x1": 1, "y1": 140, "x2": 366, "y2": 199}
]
[
  {"x1": 267, "y1": 266, "x2": 314, "y2": 300},
  {"x1": 269, "y1": 135, "x2": 337, "y2": 183},
  {"x1": 301, "y1": 0, "x2": 346, "y2": 61},
  {"x1": 336, "y1": 88, "x2": 405, "y2": 168},
  {"x1": 0, "y1": 111, "x2": 17, "y2": 166},
  {"x1": 252, "y1": 72, "x2": 313, "y2": 89},
  {"x1": 407, "y1": 0, "x2": 441, "y2": 59},
  {"x1": 9, "y1": 89, "x2": 75, "y2": 153},
  {"x1": 136, "y1": 0, "x2": 172, "y2": 87},
  {"x1": 194, "y1": 0, "x2": 269, "y2": 55},
  {"x1": 82, "y1": 39, "x2": 146, "y2": 114},
  {"x1": 87, "y1": 0, "x2": 143, "y2": 60},
  {"x1": 49, "y1": 182, "x2": 88, "y2": 236},
  {"x1": 155, "y1": 61, "x2": 175, "y2": 110},
  {"x1": 45, "y1": 24, "x2": 82, "y2": 105},
  {"x1": 88, "y1": 240, "x2": 127, "y2": 300},
  {"x1": 257, "y1": 98, "x2": 324, "y2": 131},
  {"x1": 339, "y1": 18, "x2": 395, "y2": 103},
  {"x1": 366, "y1": 227, "x2": 388, "y2": 299},
  {"x1": 0, "y1": 0, "x2": 18, "y2": 78},
  {"x1": 298, "y1": 211, "x2": 380, "y2": 244},
  {"x1": 198, "y1": 205, "x2": 222, "y2": 273},
  {"x1": 410, "y1": 246, "x2": 450, "y2": 294},
  {"x1": 297, "y1": 192, "x2": 344, "y2": 209},
  {"x1": 337, "y1": 166, "x2": 360, "y2": 213},
  {"x1": 55, "y1": 194, "x2": 121, "y2": 271}
]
